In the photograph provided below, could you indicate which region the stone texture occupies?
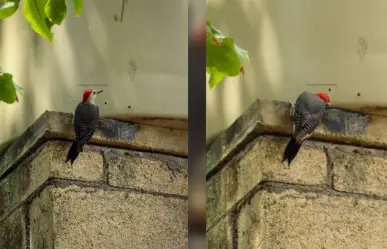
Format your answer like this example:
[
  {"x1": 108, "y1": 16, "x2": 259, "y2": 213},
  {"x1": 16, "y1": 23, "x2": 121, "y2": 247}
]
[
  {"x1": 0, "y1": 111, "x2": 188, "y2": 248},
  {"x1": 0, "y1": 111, "x2": 188, "y2": 178},
  {"x1": 206, "y1": 136, "x2": 327, "y2": 228},
  {"x1": 0, "y1": 206, "x2": 27, "y2": 249},
  {"x1": 206, "y1": 98, "x2": 387, "y2": 249},
  {"x1": 206, "y1": 100, "x2": 261, "y2": 175},
  {"x1": 105, "y1": 150, "x2": 188, "y2": 196},
  {"x1": 32, "y1": 141, "x2": 103, "y2": 181},
  {"x1": 238, "y1": 189, "x2": 387, "y2": 249},
  {"x1": 330, "y1": 148, "x2": 387, "y2": 196},
  {"x1": 0, "y1": 141, "x2": 103, "y2": 222},
  {"x1": 206, "y1": 214, "x2": 233, "y2": 249},
  {"x1": 207, "y1": 99, "x2": 387, "y2": 176},
  {"x1": 124, "y1": 125, "x2": 187, "y2": 156},
  {"x1": 31, "y1": 185, "x2": 188, "y2": 249},
  {"x1": 30, "y1": 186, "x2": 54, "y2": 249}
]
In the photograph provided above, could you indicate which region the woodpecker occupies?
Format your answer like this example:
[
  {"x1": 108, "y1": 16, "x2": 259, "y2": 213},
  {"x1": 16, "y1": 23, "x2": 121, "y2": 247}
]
[
  {"x1": 282, "y1": 91, "x2": 330, "y2": 166},
  {"x1": 66, "y1": 89, "x2": 103, "y2": 165}
]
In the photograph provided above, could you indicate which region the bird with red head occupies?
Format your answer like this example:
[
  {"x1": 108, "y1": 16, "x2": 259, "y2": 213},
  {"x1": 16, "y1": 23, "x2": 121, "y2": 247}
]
[
  {"x1": 283, "y1": 91, "x2": 331, "y2": 165},
  {"x1": 66, "y1": 89, "x2": 103, "y2": 165}
]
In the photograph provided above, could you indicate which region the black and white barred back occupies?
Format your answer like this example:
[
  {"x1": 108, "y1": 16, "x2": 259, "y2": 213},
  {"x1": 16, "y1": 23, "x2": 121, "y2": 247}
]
[
  {"x1": 74, "y1": 102, "x2": 100, "y2": 148},
  {"x1": 293, "y1": 91, "x2": 327, "y2": 143}
]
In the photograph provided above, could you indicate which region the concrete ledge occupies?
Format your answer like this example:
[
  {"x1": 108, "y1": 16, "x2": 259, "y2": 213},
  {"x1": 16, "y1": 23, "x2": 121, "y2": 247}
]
[
  {"x1": 0, "y1": 111, "x2": 188, "y2": 178},
  {"x1": 207, "y1": 134, "x2": 387, "y2": 230},
  {"x1": 207, "y1": 98, "x2": 387, "y2": 248},
  {"x1": 0, "y1": 111, "x2": 188, "y2": 248},
  {"x1": 0, "y1": 140, "x2": 187, "y2": 224},
  {"x1": 207, "y1": 99, "x2": 387, "y2": 176}
]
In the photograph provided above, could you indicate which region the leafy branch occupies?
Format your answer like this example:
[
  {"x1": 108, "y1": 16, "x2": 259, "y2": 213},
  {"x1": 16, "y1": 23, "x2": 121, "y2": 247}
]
[
  {"x1": 0, "y1": 0, "x2": 83, "y2": 42},
  {"x1": 0, "y1": 0, "x2": 83, "y2": 103},
  {"x1": 206, "y1": 21, "x2": 249, "y2": 89}
]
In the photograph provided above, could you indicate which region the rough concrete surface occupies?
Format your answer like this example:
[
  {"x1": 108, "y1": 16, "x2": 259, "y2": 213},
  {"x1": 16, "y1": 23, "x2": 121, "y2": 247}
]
[
  {"x1": 31, "y1": 185, "x2": 188, "y2": 249},
  {"x1": 206, "y1": 214, "x2": 233, "y2": 249},
  {"x1": 207, "y1": 99, "x2": 387, "y2": 177},
  {"x1": 330, "y1": 147, "x2": 387, "y2": 197},
  {"x1": 30, "y1": 186, "x2": 54, "y2": 249},
  {"x1": 105, "y1": 150, "x2": 188, "y2": 195},
  {"x1": 0, "y1": 111, "x2": 188, "y2": 178},
  {"x1": 238, "y1": 189, "x2": 387, "y2": 249},
  {"x1": 0, "y1": 141, "x2": 103, "y2": 222},
  {"x1": 206, "y1": 98, "x2": 387, "y2": 249},
  {"x1": 0, "y1": 206, "x2": 26, "y2": 249},
  {"x1": 206, "y1": 100, "x2": 261, "y2": 174},
  {"x1": 0, "y1": 111, "x2": 188, "y2": 249},
  {"x1": 206, "y1": 136, "x2": 327, "y2": 229}
]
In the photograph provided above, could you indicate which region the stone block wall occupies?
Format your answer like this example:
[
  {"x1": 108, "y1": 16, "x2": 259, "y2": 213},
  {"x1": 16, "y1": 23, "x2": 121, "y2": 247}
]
[
  {"x1": 207, "y1": 99, "x2": 387, "y2": 249},
  {"x1": 0, "y1": 111, "x2": 188, "y2": 249}
]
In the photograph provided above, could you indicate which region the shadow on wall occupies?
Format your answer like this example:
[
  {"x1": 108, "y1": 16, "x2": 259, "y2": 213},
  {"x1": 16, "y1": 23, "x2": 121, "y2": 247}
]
[
  {"x1": 206, "y1": 0, "x2": 288, "y2": 144},
  {"x1": 0, "y1": 16, "x2": 38, "y2": 142}
]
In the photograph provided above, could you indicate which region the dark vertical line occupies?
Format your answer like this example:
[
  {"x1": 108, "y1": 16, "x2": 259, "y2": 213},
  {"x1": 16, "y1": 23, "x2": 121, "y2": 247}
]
[
  {"x1": 188, "y1": 4, "x2": 206, "y2": 249},
  {"x1": 230, "y1": 208, "x2": 238, "y2": 249},
  {"x1": 120, "y1": 0, "x2": 126, "y2": 23},
  {"x1": 25, "y1": 205, "x2": 31, "y2": 249},
  {"x1": 324, "y1": 147, "x2": 334, "y2": 188},
  {"x1": 101, "y1": 150, "x2": 109, "y2": 184}
]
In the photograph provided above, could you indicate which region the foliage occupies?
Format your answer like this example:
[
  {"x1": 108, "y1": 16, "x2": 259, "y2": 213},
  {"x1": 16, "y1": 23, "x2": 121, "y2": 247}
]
[
  {"x1": 0, "y1": 68, "x2": 23, "y2": 104},
  {"x1": 206, "y1": 21, "x2": 249, "y2": 89},
  {"x1": 0, "y1": 0, "x2": 83, "y2": 42},
  {"x1": 0, "y1": 0, "x2": 83, "y2": 103}
]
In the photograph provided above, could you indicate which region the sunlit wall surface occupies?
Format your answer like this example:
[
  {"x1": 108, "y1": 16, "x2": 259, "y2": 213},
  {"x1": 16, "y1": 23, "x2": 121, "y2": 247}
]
[
  {"x1": 0, "y1": 0, "x2": 188, "y2": 145},
  {"x1": 206, "y1": 0, "x2": 387, "y2": 143}
]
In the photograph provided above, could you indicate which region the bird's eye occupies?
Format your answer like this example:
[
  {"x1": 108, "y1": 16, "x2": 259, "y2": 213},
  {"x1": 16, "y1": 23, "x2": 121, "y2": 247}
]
[{"x1": 93, "y1": 91, "x2": 96, "y2": 94}]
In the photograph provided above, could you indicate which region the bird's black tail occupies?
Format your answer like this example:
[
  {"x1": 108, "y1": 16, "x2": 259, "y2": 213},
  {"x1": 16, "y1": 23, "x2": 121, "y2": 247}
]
[
  {"x1": 66, "y1": 142, "x2": 79, "y2": 165},
  {"x1": 282, "y1": 137, "x2": 302, "y2": 166}
]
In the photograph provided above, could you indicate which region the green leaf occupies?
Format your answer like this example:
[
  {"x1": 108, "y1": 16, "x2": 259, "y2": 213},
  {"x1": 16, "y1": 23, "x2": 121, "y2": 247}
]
[
  {"x1": 206, "y1": 67, "x2": 226, "y2": 89},
  {"x1": 234, "y1": 44, "x2": 249, "y2": 64},
  {"x1": 206, "y1": 21, "x2": 250, "y2": 89},
  {"x1": 72, "y1": 0, "x2": 82, "y2": 16},
  {"x1": 44, "y1": 0, "x2": 66, "y2": 25},
  {"x1": 44, "y1": 16, "x2": 54, "y2": 29},
  {"x1": 0, "y1": 73, "x2": 16, "y2": 104},
  {"x1": 0, "y1": 0, "x2": 19, "y2": 19},
  {"x1": 23, "y1": 0, "x2": 53, "y2": 42},
  {"x1": 207, "y1": 37, "x2": 241, "y2": 76}
]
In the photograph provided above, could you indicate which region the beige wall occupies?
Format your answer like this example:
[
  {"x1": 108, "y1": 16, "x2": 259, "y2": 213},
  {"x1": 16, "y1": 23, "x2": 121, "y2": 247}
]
[
  {"x1": 0, "y1": 0, "x2": 188, "y2": 145},
  {"x1": 206, "y1": 0, "x2": 387, "y2": 142}
]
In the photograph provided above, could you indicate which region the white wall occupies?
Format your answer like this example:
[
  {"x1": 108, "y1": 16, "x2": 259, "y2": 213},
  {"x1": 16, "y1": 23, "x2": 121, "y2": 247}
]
[
  {"x1": 207, "y1": 0, "x2": 387, "y2": 142},
  {"x1": 0, "y1": 0, "x2": 188, "y2": 145}
]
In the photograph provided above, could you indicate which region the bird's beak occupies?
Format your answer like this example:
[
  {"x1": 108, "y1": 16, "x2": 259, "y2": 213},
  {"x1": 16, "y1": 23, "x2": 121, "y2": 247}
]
[
  {"x1": 327, "y1": 102, "x2": 331, "y2": 107},
  {"x1": 97, "y1": 90, "x2": 103, "y2": 95}
]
